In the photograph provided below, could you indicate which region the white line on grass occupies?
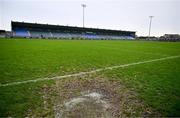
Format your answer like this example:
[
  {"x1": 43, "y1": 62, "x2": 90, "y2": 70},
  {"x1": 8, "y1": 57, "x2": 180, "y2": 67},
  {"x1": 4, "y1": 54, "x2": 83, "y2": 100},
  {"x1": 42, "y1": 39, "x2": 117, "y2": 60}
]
[{"x1": 0, "y1": 55, "x2": 180, "y2": 87}]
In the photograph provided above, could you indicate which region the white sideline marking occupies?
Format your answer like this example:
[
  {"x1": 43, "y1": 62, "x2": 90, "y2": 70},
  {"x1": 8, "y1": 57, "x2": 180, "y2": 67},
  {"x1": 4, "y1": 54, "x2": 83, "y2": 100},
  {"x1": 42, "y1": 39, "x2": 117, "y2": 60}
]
[{"x1": 0, "y1": 55, "x2": 180, "y2": 87}]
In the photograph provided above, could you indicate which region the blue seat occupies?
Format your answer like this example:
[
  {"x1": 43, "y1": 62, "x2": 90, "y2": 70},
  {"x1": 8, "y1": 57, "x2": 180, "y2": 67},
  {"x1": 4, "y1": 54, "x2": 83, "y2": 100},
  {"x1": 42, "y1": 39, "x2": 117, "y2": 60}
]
[{"x1": 14, "y1": 28, "x2": 28, "y2": 37}]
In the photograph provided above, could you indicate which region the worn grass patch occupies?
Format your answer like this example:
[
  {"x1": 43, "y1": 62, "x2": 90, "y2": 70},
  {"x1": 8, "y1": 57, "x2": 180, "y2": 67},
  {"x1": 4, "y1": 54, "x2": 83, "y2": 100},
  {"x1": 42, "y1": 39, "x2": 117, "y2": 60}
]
[{"x1": 28, "y1": 74, "x2": 160, "y2": 117}]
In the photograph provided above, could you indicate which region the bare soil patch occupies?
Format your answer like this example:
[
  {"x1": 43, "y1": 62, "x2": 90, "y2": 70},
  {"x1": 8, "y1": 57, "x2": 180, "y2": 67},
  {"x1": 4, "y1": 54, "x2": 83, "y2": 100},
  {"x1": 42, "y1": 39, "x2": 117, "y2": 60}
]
[
  {"x1": 52, "y1": 74, "x2": 159, "y2": 117},
  {"x1": 27, "y1": 74, "x2": 160, "y2": 117}
]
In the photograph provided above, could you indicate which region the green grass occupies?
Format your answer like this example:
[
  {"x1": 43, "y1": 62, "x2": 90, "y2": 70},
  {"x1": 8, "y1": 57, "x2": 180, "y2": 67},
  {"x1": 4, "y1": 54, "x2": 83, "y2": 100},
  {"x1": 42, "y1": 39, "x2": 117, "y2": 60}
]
[
  {"x1": 104, "y1": 58, "x2": 180, "y2": 116},
  {"x1": 0, "y1": 38, "x2": 180, "y2": 116}
]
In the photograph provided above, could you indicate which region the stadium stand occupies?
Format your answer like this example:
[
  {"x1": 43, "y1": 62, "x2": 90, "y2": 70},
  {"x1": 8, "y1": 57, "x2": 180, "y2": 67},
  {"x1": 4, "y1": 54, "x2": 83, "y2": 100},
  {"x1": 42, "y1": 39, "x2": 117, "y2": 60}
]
[
  {"x1": 159, "y1": 34, "x2": 180, "y2": 41},
  {"x1": 12, "y1": 21, "x2": 136, "y2": 40},
  {"x1": 0, "y1": 30, "x2": 6, "y2": 38},
  {"x1": 0, "y1": 30, "x2": 12, "y2": 38}
]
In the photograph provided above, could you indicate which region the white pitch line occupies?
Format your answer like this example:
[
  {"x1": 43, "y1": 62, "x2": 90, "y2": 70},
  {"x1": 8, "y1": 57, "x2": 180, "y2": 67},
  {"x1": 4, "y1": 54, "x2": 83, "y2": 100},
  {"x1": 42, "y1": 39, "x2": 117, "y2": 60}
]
[{"x1": 0, "y1": 55, "x2": 180, "y2": 87}]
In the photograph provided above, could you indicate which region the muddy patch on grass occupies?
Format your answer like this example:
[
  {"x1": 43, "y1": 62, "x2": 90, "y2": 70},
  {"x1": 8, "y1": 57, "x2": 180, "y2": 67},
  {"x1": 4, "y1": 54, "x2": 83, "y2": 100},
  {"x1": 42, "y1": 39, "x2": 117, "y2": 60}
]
[
  {"x1": 55, "y1": 91, "x2": 111, "y2": 118},
  {"x1": 53, "y1": 74, "x2": 159, "y2": 117},
  {"x1": 27, "y1": 74, "x2": 160, "y2": 117}
]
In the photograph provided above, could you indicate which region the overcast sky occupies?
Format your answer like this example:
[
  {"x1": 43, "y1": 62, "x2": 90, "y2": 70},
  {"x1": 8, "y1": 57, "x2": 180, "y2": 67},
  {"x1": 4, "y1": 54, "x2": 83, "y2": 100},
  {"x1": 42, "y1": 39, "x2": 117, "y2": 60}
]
[{"x1": 0, "y1": 0, "x2": 180, "y2": 36}]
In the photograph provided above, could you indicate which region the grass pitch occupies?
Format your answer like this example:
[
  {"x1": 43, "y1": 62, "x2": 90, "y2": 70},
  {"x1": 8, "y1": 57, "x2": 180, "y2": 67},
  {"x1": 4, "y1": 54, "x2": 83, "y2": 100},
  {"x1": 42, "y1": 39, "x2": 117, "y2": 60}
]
[{"x1": 0, "y1": 38, "x2": 180, "y2": 117}]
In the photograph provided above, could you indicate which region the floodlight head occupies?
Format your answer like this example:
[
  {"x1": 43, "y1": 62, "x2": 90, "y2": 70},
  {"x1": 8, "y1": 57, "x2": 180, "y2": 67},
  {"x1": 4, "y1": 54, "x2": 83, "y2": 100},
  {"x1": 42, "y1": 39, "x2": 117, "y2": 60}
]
[
  {"x1": 149, "y1": 16, "x2": 154, "y2": 18},
  {"x1": 81, "y1": 4, "x2": 86, "y2": 7}
]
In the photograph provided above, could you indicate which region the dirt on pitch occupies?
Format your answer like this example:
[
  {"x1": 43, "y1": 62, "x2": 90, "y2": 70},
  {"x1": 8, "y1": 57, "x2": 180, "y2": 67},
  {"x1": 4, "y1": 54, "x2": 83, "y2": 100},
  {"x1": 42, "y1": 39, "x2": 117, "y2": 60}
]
[{"x1": 28, "y1": 74, "x2": 160, "y2": 117}]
